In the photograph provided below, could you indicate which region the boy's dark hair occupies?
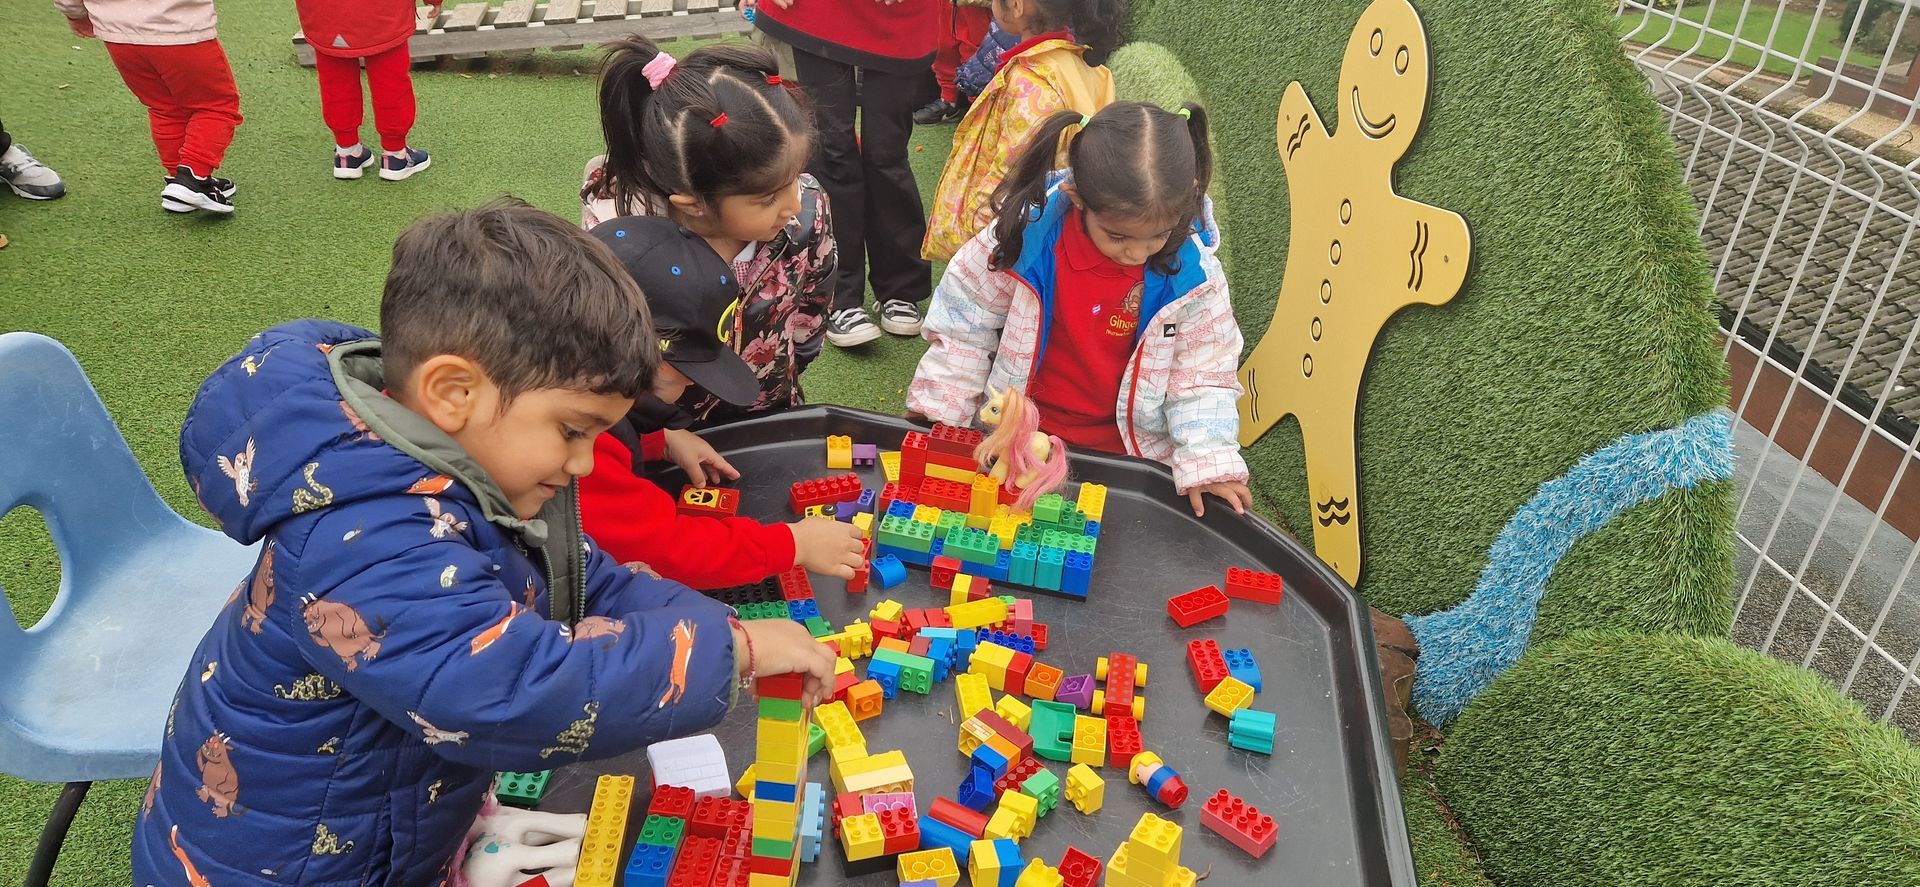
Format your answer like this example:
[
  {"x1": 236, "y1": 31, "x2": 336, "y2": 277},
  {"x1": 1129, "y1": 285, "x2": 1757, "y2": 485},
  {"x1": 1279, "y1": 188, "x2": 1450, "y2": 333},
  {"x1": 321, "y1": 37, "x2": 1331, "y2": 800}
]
[
  {"x1": 989, "y1": 101, "x2": 1214, "y2": 274},
  {"x1": 381, "y1": 197, "x2": 659, "y2": 401},
  {"x1": 1026, "y1": 0, "x2": 1127, "y2": 64},
  {"x1": 597, "y1": 35, "x2": 814, "y2": 216}
]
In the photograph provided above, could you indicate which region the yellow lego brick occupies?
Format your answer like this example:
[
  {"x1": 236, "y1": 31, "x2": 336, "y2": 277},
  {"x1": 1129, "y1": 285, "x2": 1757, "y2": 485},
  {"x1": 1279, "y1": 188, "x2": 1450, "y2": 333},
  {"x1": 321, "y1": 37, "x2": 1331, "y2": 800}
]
[
  {"x1": 969, "y1": 476, "x2": 998, "y2": 528},
  {"x1": 835, "y1": 656, "x2": 855, "y2": 678},
  {"x1": 823, "y1": 620, "x2": 873, "y2": 660},
  {"x1": 1106, "y1": 843, "x2": 1194, "y2": 887},
  {"x1": 826, "y1": 744, "x2": 870, "y2": 791},
  {"x1": 1076, "y1": 483, "x2": 1107, "y2": 523},
  {"x1": 852, "y1": 510, "x2": 874, "y2": 539},
  {"x1": 970, "y1": 640, "x2": 1016, "y2": 671},
  {"x1": 756, "y1": 719, "x2": 810, "y2": 765},
  {"x1": 1065, "y1": 763, "x2": 1105, "y2": 814},
  {"x1": 912, "y1": 504, "x2": 944, "y2": 525},
  {"x1": 967, "y1": 839, "x2": 1014, "y2": 887},
  {"x1": 752, "y1": 810, "x2": 800, "y2": 841},
  {"x1": 984, "y1": 806, "x2": 1022, "y2": 841},
  {"x1": 995, "y1": 696, "x2": 1032, "y2": 732},
  {"x1": 958, "y1": 715, "x2": 997, "y2": 757},
  {"x1": 991, "y1": 791, "x2": 1037, "y2": 840},
  {"x1": 949, "y1": 573, "x2": 975, "y2": 606},
  {"x1": 955, "y1": 672, "x2": 993, "y2": 720},
  {"x1": 898, "y1": 847, "x2": 961, "y2": 887},
  {"x1": 840, "y1": 812, "x2": 885, "y2": 861},
  {"x1": 1203, "y1": 677, "x2": 1255, "y2": 716},
  {"x1": 1070, "y1": 716, "x2": 1107, "y2": 767},
  {"x1": 755, "y1": 758, "x2": 806, "y2": 787},
  {"x1": 576, "y1": 774, "x2": 634, "y2": 887},
  {"x1": 748, "y1": 873, "x2": 800, "y2": 887},
  {"x1": 925, "y1": 461, "x2": 976, "y2": 483},
  {"x1": 946, "y1": 597, "x2": 1009, "y2": 630},
  {"x1": 1126, "y1": 811, "x2": 1185, "y2": 871},
  {"x1": 880, "y1": 450, "x2": 901, "y2": 483},
  {"x1": 870, "y1": 599, "x2": 905, "y2": 624},
  {"x1": 804, "y1": 504, "x2": 836, "y2": 519},
  {"x1": 1015, "y1": 858, "x2": 1065, "y2": 887},
  {"x1": 813, "y1": 701, "x2": 866, "y2": 752},
  {"x1": 735, "y1": 762, "x2": 757, "y2": 799},
  {"x1": 827, "y1": 435, "x2": 853, "y2": 469},
  {"x1": 988, "y1": 515, "x2": 1019, "y2": 550},
  {"x1": 841, "y1": 751, "x2": 915, "y2": 795}
]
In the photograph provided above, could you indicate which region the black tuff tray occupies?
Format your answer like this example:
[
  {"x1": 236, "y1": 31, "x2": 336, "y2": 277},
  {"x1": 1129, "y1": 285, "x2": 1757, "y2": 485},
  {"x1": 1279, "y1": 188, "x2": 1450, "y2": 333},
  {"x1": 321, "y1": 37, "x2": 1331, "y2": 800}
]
[{"x1": 541, "y1": 406, "x2": 1416, "y2": 885}]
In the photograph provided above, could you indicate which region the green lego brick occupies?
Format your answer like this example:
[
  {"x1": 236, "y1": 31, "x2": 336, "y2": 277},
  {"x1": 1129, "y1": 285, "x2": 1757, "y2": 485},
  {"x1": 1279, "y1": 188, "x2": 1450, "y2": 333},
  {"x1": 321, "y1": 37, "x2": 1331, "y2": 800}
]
[
  {"x1": 805, "y1": 615, "x2": 833, "y2": 637},
  {"x1": 639, "y1": 814, "x2": 685, "y2": 849},
  {"x1": 738, "y1": 601, "x2": 788, "y2": 621},
  {"x1": 808, "y1": 722, "x2": 827, "y2": 758},
  {"x1": 936, "y1": 509, "x2": 967, "y2": 537},
  {"x1": 1021, "y1": 769, "x2": 1060, "y2": 817},
  {"x1": 495, "y1": 770, "x2": 551, "y2": 807},
  {"x1": 753, "y1": 835, "x2": 796, "y2": 859},
  {"x1": 760, "y1": 696, "x2": 805, "y2": 722},
  {"x1": 1032, "y1": 493, "x2": 1064, "y2": 524},
  {"x1": 1030, "y1": 701, "x2": 1076, "y2": 762},
  {"x1": 874, "y1": 648, "x2": 936, "y2": 694}
]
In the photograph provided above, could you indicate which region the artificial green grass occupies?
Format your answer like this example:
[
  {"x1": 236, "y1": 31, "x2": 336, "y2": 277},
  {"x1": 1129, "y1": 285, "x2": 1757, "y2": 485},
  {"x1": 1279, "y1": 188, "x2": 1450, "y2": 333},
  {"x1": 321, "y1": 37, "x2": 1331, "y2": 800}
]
[
  {"x1": 0, "y1": 3, "x2": 944, "y2": 879},
  {"x1": 1436, "y1": 631, "x2": 1920, "y2": 885},
  {"x1": 1125, "y1": 0, "x2": 1734, "y2": 633}
]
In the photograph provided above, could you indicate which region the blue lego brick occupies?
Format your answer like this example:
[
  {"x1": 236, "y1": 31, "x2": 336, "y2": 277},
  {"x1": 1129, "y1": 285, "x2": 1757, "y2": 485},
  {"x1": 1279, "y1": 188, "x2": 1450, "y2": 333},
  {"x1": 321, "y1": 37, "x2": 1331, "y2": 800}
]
[
  {"x1": 872, "y1": 555, "x2": 909, "y2": 590},
  {"x1": 1036, "y1": 546, "x2": 1065, "y2": 591},
  {"x1": 929, "y1": 537, "x2": 945, "y2": 558},
  {"x1": 855, "y1": 488, "x2": 878, "y2": 514},
  {"x1": 867, "y1": 658, "x2": 902, "y2": 699},
  {"x1": 1225, "y1": 647, "x2": 1263, "y2": 692},
  {"x1": 925, "y1": 639, "x2": 954, "y2": 681},
  {"x1": 919, "y1": 815, "x2": 974, "y2": 863},
  {"x1": 756, "y1": 778, "x2": 798, "y2": 804},
  {"x1": 1010, "y1": 542, "x2": 1037, "y2": 586},
  {"x1": 1060, "y1": 551, "x2": 1093, "y2": 599},
  {"x1": 886, "y1": 500, "x2": 917, "y2": 520},
  {"x1": 979, "y1": 549, "x2": 1012, "y2": 583},
  {"x1": 623, "y1": 842, "x2": 676, "y2": 887},
  {"x1": 976, "y1": 629, "x2": 1035, "y2": 656},
  {"x1": 798, "y1": 782, "x2": 826, "y2": 862},
  {"x1": 957, "y1": 767, "x2": 997, "y2": 812},
  {"x1": 1083, "y1": 520, "x2": 1101, "y2": 538},
  {"x1": 953, "y1": 628, "x2": 978, "y2": 671},
  {"x1": 970, "y1": 744, "x2": 1010, "y2": 779},
  {"x1": 986, "y1": 838, "x2": 1023, "y2": 886},
  {"x1": 787, "y1": 598, "x2": 821, "y2": 622},
  {"x1": 874, "y1": 542, "x2": 934, "y2": 569}
]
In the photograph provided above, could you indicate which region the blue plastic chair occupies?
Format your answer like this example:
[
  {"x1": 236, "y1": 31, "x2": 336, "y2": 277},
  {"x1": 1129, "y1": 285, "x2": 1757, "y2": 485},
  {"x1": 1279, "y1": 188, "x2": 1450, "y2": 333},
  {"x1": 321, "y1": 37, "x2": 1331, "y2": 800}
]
[{"x1": 0, "y1": 332, "x2": 258, "y2": 885}]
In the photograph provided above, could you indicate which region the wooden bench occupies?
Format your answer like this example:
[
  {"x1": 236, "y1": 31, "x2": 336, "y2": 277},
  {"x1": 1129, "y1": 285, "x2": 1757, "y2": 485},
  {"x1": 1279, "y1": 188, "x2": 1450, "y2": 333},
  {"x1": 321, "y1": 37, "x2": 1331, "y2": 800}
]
[{"x1": 292, "y1": 0, "x2": 750, "y2": 67}]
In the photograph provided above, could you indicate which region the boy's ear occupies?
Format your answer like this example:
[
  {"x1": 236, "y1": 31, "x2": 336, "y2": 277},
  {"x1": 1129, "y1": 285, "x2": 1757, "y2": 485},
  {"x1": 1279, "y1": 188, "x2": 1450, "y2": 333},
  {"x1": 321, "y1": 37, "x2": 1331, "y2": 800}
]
[
  {"x1": 667, "y1": 192, "x2": 704, "y2": 216},
  {"x1": 409, "y1": 354, "x2": 493, "y2": 434}
]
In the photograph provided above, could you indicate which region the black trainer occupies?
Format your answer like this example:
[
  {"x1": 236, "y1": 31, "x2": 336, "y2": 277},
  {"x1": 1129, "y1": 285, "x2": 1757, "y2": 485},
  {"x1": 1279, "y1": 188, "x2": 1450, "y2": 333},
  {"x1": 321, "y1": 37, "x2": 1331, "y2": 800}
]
[
  {"x1": 913, "y1": 98, "x2": 967, "y2": 125},
  {"x1": 161, "y1": 166, "x2": 234, "y2": 215},
  {"x1": 879, "y1": 299, "x2": 924, "y2": 336},
  {"x1": 825, "y1": 306, "x2": 883, "y2": 347}
]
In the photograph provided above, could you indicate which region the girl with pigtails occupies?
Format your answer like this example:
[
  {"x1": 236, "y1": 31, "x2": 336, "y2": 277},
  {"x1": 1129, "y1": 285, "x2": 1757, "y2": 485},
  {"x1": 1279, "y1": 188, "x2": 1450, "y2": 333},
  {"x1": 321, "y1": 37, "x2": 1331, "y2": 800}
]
[{"x1": 907, "y1": 102, "x2": 1253, "y2": 517}]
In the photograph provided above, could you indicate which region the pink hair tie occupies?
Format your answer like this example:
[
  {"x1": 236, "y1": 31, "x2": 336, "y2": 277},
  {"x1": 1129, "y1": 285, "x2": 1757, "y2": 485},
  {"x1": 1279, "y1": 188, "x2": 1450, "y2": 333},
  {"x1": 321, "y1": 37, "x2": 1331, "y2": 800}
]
[{"x1": 642, "y1": 51, "x2": 677, "y2": 89}]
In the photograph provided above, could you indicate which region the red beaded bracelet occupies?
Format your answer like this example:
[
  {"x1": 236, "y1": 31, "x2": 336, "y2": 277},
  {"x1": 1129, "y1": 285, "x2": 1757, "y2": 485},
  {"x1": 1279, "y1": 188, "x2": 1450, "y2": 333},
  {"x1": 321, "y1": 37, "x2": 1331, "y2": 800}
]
[{"x1": 729, "y1": 615, "x2": 756, "y2": 695}]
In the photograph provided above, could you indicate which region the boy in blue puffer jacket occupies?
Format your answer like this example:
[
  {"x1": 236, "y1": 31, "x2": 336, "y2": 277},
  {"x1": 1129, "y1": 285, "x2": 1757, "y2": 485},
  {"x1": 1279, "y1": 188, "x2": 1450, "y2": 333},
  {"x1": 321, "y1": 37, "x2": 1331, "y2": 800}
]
[{"x1": 131, "y1": 199, "x2": 837, "y2": 886}]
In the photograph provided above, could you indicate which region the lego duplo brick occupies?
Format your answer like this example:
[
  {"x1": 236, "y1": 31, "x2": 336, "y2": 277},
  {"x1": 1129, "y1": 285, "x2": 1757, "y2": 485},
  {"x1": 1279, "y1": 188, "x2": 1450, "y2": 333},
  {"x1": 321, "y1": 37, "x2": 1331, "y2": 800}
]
[
  {"x1": 1166, "y1": 585, "x2": 1230, "y2": 628},
  {"x1": 1200, "y1": 788, "x2": 1279, "y2": 858},
  {"x1": 1224, "y1": 566, "x2": 1283, "y2": 604},
  {"x1": 1186, "y1": 639, "x2": 1230, "y2": 694},
  {"x1": 1224, "y1": 647, "x2": 1263, "y2": 693}
]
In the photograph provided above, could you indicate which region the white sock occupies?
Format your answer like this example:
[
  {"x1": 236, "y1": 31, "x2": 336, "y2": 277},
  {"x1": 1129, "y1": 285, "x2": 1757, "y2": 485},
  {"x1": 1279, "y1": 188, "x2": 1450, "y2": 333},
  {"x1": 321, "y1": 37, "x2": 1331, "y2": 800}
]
[{"x1": 336, "y1": 143, "x2": 364, "y2": 157}]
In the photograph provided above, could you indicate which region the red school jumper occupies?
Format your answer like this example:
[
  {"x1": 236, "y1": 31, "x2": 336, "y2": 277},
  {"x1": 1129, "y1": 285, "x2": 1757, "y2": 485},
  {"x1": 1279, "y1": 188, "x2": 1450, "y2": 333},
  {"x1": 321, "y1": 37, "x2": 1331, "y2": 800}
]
[
  {"x1": 296, "y1": 0, "x2": 420, "y2": 151},
  {"x1": 1025, "y1": 207, "x2": 1144, "y2": 454}
]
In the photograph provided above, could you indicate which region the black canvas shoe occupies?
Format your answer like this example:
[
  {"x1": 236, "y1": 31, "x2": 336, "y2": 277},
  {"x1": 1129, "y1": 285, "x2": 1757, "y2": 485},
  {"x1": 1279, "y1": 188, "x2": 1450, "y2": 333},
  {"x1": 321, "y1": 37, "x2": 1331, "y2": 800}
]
[
  {"x1": 825, "y1": 306, "x2": 883, "y2": 347},
  {"x1": 879, "y1": 299, "x2": 924, "y2": 336},
  {"x1": 913, "y1": 98, "x2": 967, "y2": 125}
]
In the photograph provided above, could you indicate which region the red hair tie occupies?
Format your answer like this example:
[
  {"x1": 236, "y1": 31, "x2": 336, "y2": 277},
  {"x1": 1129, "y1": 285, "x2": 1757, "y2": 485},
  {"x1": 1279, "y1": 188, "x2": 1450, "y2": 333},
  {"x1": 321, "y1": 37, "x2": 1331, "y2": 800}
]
[
  {"x1": 766, "y1": 74, "x2": 783, "y2": 85},
  {"x1": 710, "y1": 112, "x2": 728, "y2": 128}
]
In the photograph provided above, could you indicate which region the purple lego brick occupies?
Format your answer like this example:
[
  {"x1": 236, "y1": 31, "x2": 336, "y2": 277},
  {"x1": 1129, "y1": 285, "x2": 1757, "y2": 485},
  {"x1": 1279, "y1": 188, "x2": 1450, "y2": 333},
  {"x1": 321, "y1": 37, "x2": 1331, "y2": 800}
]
[{"x1": 1057, "y1": 673, "x2": 1095, "y2": 710}]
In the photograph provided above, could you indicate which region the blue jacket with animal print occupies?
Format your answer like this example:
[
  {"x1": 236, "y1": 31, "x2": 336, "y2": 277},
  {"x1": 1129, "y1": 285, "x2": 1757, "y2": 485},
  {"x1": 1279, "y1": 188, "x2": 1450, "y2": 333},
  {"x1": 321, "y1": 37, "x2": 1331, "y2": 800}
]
[{"x1": 132, "y1": 320, "x2": 739, "y2": 886}]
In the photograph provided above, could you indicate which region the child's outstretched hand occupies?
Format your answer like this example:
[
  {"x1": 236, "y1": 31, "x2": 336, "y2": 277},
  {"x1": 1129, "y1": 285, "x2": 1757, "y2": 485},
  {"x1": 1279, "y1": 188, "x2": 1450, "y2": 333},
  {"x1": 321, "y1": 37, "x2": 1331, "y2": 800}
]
[
  {"x1": 790, "y1": 517, "x2": 866, "y2": 579},
  {"x1": 664, "y1": 428, "x2": 741, "y2": 487},
  {"x1": 732, "y1": 618, "x2": 837, "y2": 706},
  {"x1": 1188, "y1": 481, "x2": 1253, "y2": 518}
]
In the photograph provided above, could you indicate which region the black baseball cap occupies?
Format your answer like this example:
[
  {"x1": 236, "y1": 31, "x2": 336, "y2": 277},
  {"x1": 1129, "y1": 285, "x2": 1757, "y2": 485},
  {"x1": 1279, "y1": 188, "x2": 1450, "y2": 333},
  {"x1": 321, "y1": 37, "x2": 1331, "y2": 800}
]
[{"x1": 590, "y1": 215, "x2": 761, "y2": 406}]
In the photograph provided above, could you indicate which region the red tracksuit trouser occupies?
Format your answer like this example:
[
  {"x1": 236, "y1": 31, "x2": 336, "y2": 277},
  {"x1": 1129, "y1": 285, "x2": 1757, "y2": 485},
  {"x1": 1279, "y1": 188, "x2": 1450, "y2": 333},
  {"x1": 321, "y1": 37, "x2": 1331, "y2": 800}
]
[
  {"x1": 104, "y1": 39, "x2": 242, "y2": 177},
  {"x1": 313, "y1": 43, "x2": 416, "y2": 152},
  {"x1": 932, "y1": 4, "x2": 992, "y2": 104}
]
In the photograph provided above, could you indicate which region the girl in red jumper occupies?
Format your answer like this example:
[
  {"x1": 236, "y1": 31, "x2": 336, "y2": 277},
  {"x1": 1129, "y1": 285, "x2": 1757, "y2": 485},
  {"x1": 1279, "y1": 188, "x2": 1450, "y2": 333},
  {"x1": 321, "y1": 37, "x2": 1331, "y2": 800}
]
[
  {"x1": 56, "y1": 0, "x2": 241, "y2": 214},
  {"x1": 295, "y1": 0, "x2": 436, "y2": 180}
]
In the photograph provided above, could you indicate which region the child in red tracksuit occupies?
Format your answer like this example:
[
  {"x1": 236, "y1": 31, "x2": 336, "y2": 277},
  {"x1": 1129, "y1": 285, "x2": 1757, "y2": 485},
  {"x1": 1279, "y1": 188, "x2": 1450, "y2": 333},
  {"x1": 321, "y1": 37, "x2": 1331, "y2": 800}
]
[
  {"x1": 56, "y1": 0, "x2": 241, "y2": 215},
  {"x1": 295, "y1": 0, "x2": 435, "y2": 181},
  {"x1": 579, "y1": 215, "x2": 866, "y2": 590}
]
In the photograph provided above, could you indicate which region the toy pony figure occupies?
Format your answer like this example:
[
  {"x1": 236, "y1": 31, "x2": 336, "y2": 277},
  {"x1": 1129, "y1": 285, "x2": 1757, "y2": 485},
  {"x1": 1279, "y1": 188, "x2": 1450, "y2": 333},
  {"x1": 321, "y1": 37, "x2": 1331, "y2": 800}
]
[{"x1": 974, "y1": 386, "x2": 1068, "y2": 510}]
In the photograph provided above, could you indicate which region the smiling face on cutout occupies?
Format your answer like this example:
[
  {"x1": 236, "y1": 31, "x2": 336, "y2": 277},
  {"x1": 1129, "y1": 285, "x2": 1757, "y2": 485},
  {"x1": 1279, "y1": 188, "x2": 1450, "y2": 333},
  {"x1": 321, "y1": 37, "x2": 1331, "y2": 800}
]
[{"x1": 1340, "y1": 0, "x2": 1429, "y2": 158}]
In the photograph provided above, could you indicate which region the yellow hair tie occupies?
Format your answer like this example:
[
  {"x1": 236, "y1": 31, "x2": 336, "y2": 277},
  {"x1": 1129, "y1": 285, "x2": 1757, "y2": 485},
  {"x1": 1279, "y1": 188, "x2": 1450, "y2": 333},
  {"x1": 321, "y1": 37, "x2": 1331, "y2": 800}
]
[
  {"x1": 1175, "y1": 107, "x2": 1192, "y2": 119},
  {"x1": 1080, "y1": 114, "x2": 1092, "y2": 127}
]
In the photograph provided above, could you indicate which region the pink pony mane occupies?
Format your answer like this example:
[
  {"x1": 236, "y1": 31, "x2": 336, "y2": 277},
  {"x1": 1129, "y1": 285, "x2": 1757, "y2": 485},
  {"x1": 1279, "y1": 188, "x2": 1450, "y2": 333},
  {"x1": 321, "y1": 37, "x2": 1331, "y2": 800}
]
[{"x1": 975, "y1": 389, "x2": 1069, "y2": 511}]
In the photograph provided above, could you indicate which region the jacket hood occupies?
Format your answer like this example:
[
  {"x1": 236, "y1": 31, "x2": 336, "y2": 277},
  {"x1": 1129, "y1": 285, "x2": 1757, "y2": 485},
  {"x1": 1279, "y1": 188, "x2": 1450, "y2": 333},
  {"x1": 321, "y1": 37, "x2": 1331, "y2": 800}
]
[
  {"x1": 1012, "y1": 172, "x2": 1222, "y2": 365},
  {"x1": 180, "y1": 320, "x2": 550, "y2": 548}
]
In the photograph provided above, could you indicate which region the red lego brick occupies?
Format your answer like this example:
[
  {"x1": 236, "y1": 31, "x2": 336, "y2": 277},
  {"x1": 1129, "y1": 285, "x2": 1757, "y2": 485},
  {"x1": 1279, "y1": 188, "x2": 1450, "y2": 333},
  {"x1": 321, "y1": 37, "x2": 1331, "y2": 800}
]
[
  {"x1": 1201, "y1": 788, "x2": 1279, "y2": 858},
  {"x1": 870, "y1": 618, "x2": 903, "y2": 642},
  {"x1": 931, "y1": 556, "x2": 961, "y2": 590},
  {"x1": 648, "y1": 784, "x2": 697, "y2": 820},
  {"x1": 925, "y1": 447, "x2": 977, "y2": 472},
  {"x1": 720, "y1": 825, "x2": 750, "y2": 858},
  {"x1": 789, "y1": 473, "x2": 862, "y2": 514},
  {"x1": 900, "y1": 431, "x2": 930, "y2": 478},
  {"x1": 757, "y1": 672, "x2": 806, "y2": 700},
  {"x1": 1031, "y1": 623, "x2": 1049, "y2": 651},
  {"x1": 1225, "y1": 567, "x2": 1284, "y2": 605},
  {"x1": 690, "y1": 796, "x2": 751, "y2": 838},
  {"x1": 1186, "y1": 638, "x2": 1230, "y2": 693},
  {"x1": 747, "y1": 853, "x2": 795, "y2": 876},
  {"x1": 878, "y1": 806, "x2": 921, "y2": 855},
  {"x1": 908, "y1": 635, "x2": 933, "y2": 658},
  {"x1": 1166, "y1": 584, "x2": 1230, "y2": 628},
  {"x1": 847, "y1": 564, "x2": 869, "y2": 594},
  {"x1": 994, "y1": 755, "x2": 1044, "y2": 796},
  {"x1": 831, "y1": 669, "x2": 859, "y2": 701},
  {"x1": 927, "y1": 423, "x2": 985, "y2": 458},
  {"x1": 1106, "y1": 713, "x2": 1143, "y2": 766},
  {"x1": 1005, "y1": 651, "x2": 1032, "y2": 697},
  {"x1": 967, "y1": 577, "x2": 994, "y2": 602},
  {"x1": 929, "y1": 797, "x2": 989, "y2": 838},
  {"x1": 670, "y1": 836, "x2": 721, "y2": 886},
  {"x1": 778, "y1": 565, "x2": 814, "y2": 600},
  {"x1": 904, "y1": 608, "x2": 933, "y2": 636},
  {"x1": 1009, "y1": 599, "x2": 1033, "y2": 635},
  {"x1": 919, "y1": 477, "x2": 972, "y2": 512},
  {"x1": 833, "y1": 791, "x2": 864, "y2": 836},
  {"x1": 879, "y1": 481, "x2": 911, "y2": 516},
  {"x1": 676, "y1": 484, "x2": 740, "y2": 519},
  {"x1": 925, "y1": 608, "x2": 953, "y2": 629},
  {"x1": 1057, "y1": 847, "x2": 1103, "y2": 887}
]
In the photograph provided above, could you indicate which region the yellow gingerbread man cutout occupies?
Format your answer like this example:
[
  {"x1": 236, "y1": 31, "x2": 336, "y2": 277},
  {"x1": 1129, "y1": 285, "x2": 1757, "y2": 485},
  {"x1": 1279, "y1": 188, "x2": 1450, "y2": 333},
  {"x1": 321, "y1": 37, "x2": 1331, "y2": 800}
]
[{"x1": 1237, "y1": 0, "x2": 1471, "y2": 586}]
